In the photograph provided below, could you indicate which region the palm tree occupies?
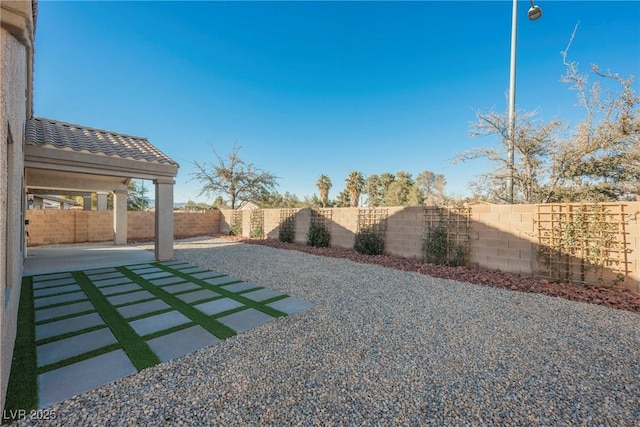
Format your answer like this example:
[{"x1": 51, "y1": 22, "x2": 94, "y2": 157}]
[
  {"x1": 345, "y1": 171, "x2": 365, "y2": 207},
  {"x1": 316, "y1": 174, "x2": 332, "y2": 207}
]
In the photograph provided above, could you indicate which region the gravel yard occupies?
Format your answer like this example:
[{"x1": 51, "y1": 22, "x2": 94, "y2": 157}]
[{"x1": 16, "y1": 237, "x2": 640, "y2": 426}]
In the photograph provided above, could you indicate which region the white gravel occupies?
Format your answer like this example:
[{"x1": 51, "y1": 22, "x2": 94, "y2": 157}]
[{"x1": 16, "y1": 237, "x2": 640, "y2": 426}]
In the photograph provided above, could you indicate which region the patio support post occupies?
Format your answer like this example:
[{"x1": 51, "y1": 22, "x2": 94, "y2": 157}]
[
  {"x1": 96, "y1": 191, "x2": 108, "y2": 211},
  {"x1": 83, "y1": 194, "x2": 92, "y2": 211},
  {"x1": 154, "y1": 178, "x2": 174, "y2": 261},
  {"x1": 113, "y1": 189, "x2": 128, "y2": 245}
]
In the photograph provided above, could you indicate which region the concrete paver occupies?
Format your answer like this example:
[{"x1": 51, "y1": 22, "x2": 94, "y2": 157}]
[
  {"x1": 191, "y1": 271, "x2": 223, "y2": 280},
  {"x1": 205, "y1": 276, "x2": 241, "y2": 286},
  {"x1": 38, "y1": 350, "x2": 137, "y2": 408},
  {"x1": 33, "y1": 277, "x2": 77, "y2": 289},
  {"x1": 194, "y1": 298, "x2": 244, "y2": 316},
  {"x1": 147, "y1": 326, "x2": 220, "y2": 362},
  {"x1": 34, "y1": 291, "x2": 87, "y2": 308},
  {"x1": 129, "y1": 311, "x2": 192, "y2": 336},
  {"x1": 162, "y1": 282, "x2": 201, "y2": 294},
  {"x1": 33, "y1": 272, "x2": 73, "y2": 282},
  {"x1": 241, "y1": 288, "x2": 284, "y2": 302},
  {"x1": 36, "y1": 313, "x2": 104, "y2": 341},
  {"x1": 107, "y1": 290, "x2": 154, "y2": 306},
  {"x1": 117, "y1": 299, "x2": 171, "y2": 319},
  {"x1": 93, "y1": 277, "x2": 133, "y2": 287},
  {"x1": 151, "y1": 276, "x2": 186, "y2": 286},
  {"x1": 99, "y1": 283, "x2": 141, "y2": 296},
  {"x1": 139, "y1": 271, "x2": 173, "y2": 280},
  {"x1": 217, "y1": 308, "x2": 275, "y2": 333},
  {"x1": 35, "y1": 301, "x2": 94, "y2": 322},
  {"x1": 37, "y1": 328, "x2": 117, "y2": 367},
  {"x1": 176, "y1": 289, "x2": 220, "y2": 304},
  {"x1": 267, "y1": 297, "x2": 314, "y2": 315},
  {"x1": 34, "y1": 284, "x2": 81, "y2": 298},
  {"x1": 127, "y1": 267, "x2": 162, "y2": 274},
  {"x1": 86, "y1": 271, "x2": 124, "y2": 281},
  {"x1": 220, "y1": 282, "x2": 260, "y2": 293}
]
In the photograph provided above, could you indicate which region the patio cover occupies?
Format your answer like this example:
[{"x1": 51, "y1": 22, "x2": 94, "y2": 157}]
[{"x1": 23, "y1": 117, "x2": 179, "y2": 260}]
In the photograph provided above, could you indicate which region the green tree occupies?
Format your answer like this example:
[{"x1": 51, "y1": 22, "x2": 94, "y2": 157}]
[
  {"x1": 191, "y1": 143, "x2": 278, "y2": 209},
  {"x1": 127, "y1": 180, "x2": 149, "y2": 211},
  {"x1": 383, "y1": 171, "x2": 414, "y2": 206},
  {"x1": 345, "y1": 171, "x2": 365, "y2": 207},
  {"x1": 415, "y1": 171, "x2": 447, "y2": 204},
  {"x1": 378, "y1": 172, "x2": 396, "y2": 205},
  {"x1": 364, "y1": 174, "x2": 382, "y2": 207},
  {"x1": 335, "y1": 190, "x2": 351, "y2": 207},
  {"x1": 315, "y1": 175, "x2": 332, "y2": 207}
]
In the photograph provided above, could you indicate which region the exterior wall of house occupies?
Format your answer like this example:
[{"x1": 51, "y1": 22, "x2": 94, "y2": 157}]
[{"x1": 0, "y1": 0, "x2": 33, "y2": 410}]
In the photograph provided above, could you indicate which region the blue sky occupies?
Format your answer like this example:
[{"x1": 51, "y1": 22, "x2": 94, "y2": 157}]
[{"x1": 34, "y1": 1, "x2": 639, "y2": 204}]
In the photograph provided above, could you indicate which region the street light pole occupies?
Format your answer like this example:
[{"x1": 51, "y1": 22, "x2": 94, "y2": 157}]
[{"x1": 507, "y1": 0, "x2": 542, "y2": 204}]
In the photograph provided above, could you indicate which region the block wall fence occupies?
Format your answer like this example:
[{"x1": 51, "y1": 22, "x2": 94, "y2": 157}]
[
  {"x1": 25, "y1": 204, "x2": 640, "y2": 292},
  {"x1": 26, "y1": 210, "x2": 220, "y2": 246}
]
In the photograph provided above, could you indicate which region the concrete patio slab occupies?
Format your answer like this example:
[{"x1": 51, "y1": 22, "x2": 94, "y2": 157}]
[
  {"x1": 146, "y1": 326, "x2": 220, "y2": 362},
  {"x1": 34, "y1": 291, "x2": 87, "y2": 308},
  {"x1": 33, "y1": 277, "x2": 77, "y2": 289},
  {"x1": 128, "y1": 311, "x2": 191, "y2": 336},
  {"x1": 93, "y1": 276, "x2": 133, "y2": 288},
  {"x1": 162, "y1": 282, "x2": 201, "y2": 294},
  {"x1": 267, "y1": 297, "x2": 314, "y2": 315},
  {"x1": 151, "y1": 276, "x2": 187, "y2": 286},
  {"x1": 220, "y1": 282, "x2": 260, "y2": 293},
  {"x1": 38, "y1": 350, "x2": 137, "y2": 408},
  {"x1": 241, "y1": 288, "x2": 284, "y2": 302},
  {"x1": 205, "y1": 276, "x2": 241, "y2": 287},
  {"x1": 36, "y1": 313, "x2": 104, "y2": 341},
  {"x1": 191, "y1": 271, "x2": 223, "y2": 280},
  {"x1": 35, "y1": 301, "x2": 95, "y2": 322},
  {"x1": 98, "y1": 283, "x2": 142, "y2": 296},
  {"x1": 217, "y1": 308, "x2": 275, "y2": 333},
  {"x1": 24, "y1": 244, "x2": 155, "y2": 276},
  {"x1": 176, "y1": 289, "x2": 220, "y2": 304},
  {"x1": 117, "y1": 299, "x2": 171, "y2": 319},
  {"x1": 34, "y1": 284, "x2": 81, "y2": 298},
  {"x1": 194, "y1": 298, "x2": 244, "y2": 316},
  {"x1": 107, "y1": 290, "x2": 155, "y2": 306},
  {"x1": 36, "y1": 328, "x2": 117, "y2": 367}
]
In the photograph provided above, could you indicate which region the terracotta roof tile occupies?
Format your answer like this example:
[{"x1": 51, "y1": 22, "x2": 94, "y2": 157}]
[{"x1": 25, "y1": 117, "x2": 178, "y2": 165}]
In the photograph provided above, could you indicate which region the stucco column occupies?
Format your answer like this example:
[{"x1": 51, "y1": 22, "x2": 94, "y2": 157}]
[
  {"x1": 83, "y1": 194, "x2": 92, "y2": 211},
  {"x1": 154, "y1": 178, "x2": 174, "y2": 261},
  {"x1": 113, "y1": 189, "x2": 128, "y2": 245},
  {"x1": 96, "y1": 191, "x2": 108, "y2": 211}
]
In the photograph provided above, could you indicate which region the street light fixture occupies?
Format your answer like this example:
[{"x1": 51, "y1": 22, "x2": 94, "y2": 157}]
[{"x1": 507, "y1": 0, "x2": 542, "y2": 203}]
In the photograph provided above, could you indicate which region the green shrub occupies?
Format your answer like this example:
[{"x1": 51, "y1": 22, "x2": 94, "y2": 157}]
[
  {"x1": 278, "y1": 217, "x2": 295, "y2": 243},
  {"x1": 249, "y1": 225, "x2": 264, "y2": 239},
  {"x1": 422, "y1": 227, "x2": 449, "y2": 265},
  {"x1": 354, "y1": 230, "x2": 384, "y2": 255},
  {"x1": 422, "y1": 226, "x2": 469, "y2": 267},
  {"x1": 307, "y1": 223, "x2": 331, "y2": 247},
  {"x1": 229, "y1": 220, "x2": 242, "y2": 237}
]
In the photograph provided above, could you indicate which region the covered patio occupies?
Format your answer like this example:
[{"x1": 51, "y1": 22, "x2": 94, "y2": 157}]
[{"x1": 24, "y1": 117, "x2": 179, "y2": 260}]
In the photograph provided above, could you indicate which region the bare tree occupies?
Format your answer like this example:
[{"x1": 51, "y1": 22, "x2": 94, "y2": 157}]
[{"x1": 191, "y1": 143, "x2": 278, "y2": 209}]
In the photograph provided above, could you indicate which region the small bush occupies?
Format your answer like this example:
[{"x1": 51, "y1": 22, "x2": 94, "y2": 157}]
[
  {"x1": 278, "y1": 218, "x2": 295, "y2": 243},
  {"x1": 249, "y1": 225, "x2": 264, "y2": 239},
  {"x1": 229, "y1": 221, "x2": 242, "y2": 237},
  {"x1": 307, "y1": 223, "x2": 331, "y2": 247},
  {"x1": 354, "y1": 230, "x2": 384, "y2": 255},
  {"x1": 422, "y1": 227, "x2": 449, "y2": 265}
]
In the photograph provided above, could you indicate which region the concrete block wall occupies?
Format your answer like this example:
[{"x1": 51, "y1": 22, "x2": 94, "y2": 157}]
[{"x1": 27, "y1": 210, "x2": 221, "y2": 245}]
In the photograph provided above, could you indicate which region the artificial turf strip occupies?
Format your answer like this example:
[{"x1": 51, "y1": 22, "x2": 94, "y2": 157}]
[
  {"x1": 37, "y1": 343, "x2": 121, "y2": 374},
  {"x1": 72, "y1": 272, "x2": 160, "y2": 371},
  {"x1": 152, "y1": 264, "x2": 289, "y2": 319},
  {"x1": 5, "y1": 277, "x2": 38, "y2": 419},
  {"x1": 115, "y1": 267, "x2": 237, "y2": 340}
]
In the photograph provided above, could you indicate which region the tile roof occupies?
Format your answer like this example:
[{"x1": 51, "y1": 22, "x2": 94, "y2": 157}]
[{"x1": 25, "y1": 117, "x2": 178, "y2": 165}]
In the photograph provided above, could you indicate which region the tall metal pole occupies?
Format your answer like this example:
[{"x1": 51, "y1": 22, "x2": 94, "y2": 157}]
[{"x1": 507, "y1": 0, "x2": 518, "y2": 204}]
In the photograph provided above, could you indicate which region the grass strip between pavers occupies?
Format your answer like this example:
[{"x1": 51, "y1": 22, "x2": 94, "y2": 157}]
[
  {"x1": 4, "y1": 277, "x2": 38, "y2": 420},
  {"x1": 73, "y1": 272, "x2": 160, "y2": 371},
  {"x1": 38, "y1": 343, "x2": 121, "y2": 374},
  {"x1": 152, "y1": 263, "x2": 288, "y2": 318},
  {"x1": 116, "y1": 267, "x2": 237, "y2": 340}
]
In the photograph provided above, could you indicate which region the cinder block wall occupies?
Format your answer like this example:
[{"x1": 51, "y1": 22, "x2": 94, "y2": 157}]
[{"x1": 27, "y1": 210, "x2": 221, "y2": 245}]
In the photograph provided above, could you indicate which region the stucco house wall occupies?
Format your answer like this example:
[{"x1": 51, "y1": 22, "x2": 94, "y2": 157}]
[{"x1": 0, "y1": 0, "x2": 34, "y2": 410}]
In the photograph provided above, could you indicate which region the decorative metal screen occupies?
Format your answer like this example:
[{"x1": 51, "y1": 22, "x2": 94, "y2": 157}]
[
  {"x1": 422, "y1": 206, "x2": 471, "y2": 263},
  {"x1": 357, "y1": 208, "x2": 388, "y2": 237},
  {"x1": 249, "y1": 209, "x2": 264, "y2": 238}
]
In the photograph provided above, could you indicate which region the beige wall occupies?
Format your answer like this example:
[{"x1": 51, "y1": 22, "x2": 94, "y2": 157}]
[
  {"x1": 220, "y1": 205, "x2": 640, "y2": 293},
  {"x1": 26, "y1": 210, "x2": 221, "y2": 245},
  {"x1": 0, "y1": 0, "x2": 33, "y2": 410}
]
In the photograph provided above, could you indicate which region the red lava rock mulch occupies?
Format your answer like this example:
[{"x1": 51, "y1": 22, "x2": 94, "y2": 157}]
[{"x1": 219, "y1": 236, "x2": 640, "y2": 315}]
